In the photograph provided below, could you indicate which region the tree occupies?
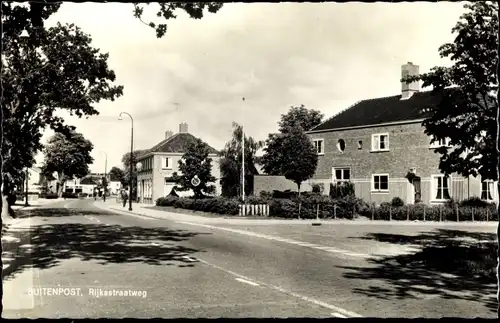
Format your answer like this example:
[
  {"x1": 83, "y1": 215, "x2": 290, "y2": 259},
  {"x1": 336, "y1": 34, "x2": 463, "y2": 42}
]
[
  {"x1": 132, "y1": 2, "x2": 224, "y2": 38},
  {"x1": 278, "y1": 104, "x2": 324, "y2": 133},
  {"x1": 1, "y1": 2, "x2": 123, "y2": 218},
  {"x1": 269, "y1": 126, "x2": 318, "y2": 195},
  {"x1": 171, "y1": 138, "x2": 216, "y2": 198},
  {"x1": 41, "y1": 131, "x2": 94, "y2": 197},
  {"x1": 261, "y1": 105, "x2": 323, "y2": 176},
  {"x1": 401, "y1": 2, "x2": 500, "y2": 315},
  {"x1": 402, "y1": 2, "x2": 498, "y2": 181},
  {"x1": 108, "y1": 166, "x2": 125, "y2": 183},
  {"x1": 219, "y1": 122, "x2": 264, "y2": 198}
]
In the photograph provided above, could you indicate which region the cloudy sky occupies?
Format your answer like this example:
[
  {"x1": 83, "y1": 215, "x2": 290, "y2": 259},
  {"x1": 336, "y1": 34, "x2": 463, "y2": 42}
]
[{"x1": 38, "y1": 2, "x2": 466, "y2": 173}]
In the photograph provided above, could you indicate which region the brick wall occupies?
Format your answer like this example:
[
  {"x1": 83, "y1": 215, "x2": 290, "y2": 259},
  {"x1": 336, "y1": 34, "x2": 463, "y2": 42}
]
[{"x1": 253, "y1": 175, "x2": 314, "y2": 195}]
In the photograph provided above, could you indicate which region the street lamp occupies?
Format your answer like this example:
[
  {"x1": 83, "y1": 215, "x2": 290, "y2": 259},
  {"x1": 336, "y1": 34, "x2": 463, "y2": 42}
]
[
  {"x1": 24, "y1": 167, "x2": 29, "y2": 206},
  {"x1": 119, "y1": 112, "x2": 134, "y2": 211},
  {"x1": 241, "y1": 97, "x2": 246, "y2": 202},
  {"x1": 100, "y1": 151, "x2": 108, "y2": 202}
]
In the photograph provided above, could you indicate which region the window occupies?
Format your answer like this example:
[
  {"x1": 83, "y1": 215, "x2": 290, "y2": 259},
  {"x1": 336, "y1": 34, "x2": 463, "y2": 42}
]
[
  {"x1": 333, "y1": 168, "x2": 350, "y2": 183},
  {"x1": 162, "y1": 157, "x2": 172, "y2": 169},
  {"x1": 430, "y1": 136, "x2": 451, "y2": 148},
  {"x1": 371, "y1": 133, "x2": 389, "y2": 151},
  {"x1": 357, "y1": 140, "x2": 363, "y2": 150},
  {"x1": 313, "y1": 139, "x2": 324, "y2": 155},
  {"x1": 337, "y1": 139, "x2": 346, "y2": 152},
  {"x1": 372, "y1": 174, "x2": 389, "y2": 192},
  {"x1": 481, "y1": 180, "x2": 494, "y2": 201},
  {"x1": 432, "y1": 175, "x2": 451, "y2": 200}
]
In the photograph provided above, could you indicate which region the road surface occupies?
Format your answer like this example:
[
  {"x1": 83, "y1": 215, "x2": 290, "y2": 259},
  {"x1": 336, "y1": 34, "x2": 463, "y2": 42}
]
[{"x1": 2, "y1": 198, "x2": 496, "y2": 318}]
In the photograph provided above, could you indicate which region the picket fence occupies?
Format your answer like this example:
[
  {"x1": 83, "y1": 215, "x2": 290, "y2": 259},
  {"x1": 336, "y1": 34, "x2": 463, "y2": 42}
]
[{"x1": 239, "y1": 204, "x2": 270, "y2": 216}]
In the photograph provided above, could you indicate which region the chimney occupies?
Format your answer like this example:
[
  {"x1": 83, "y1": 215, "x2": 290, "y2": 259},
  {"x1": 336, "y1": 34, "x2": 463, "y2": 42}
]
[
  {"x1": 401, "y1": 62, "x2": 420, "y2": 100},
  {"x1": 165, "y1": 130, "x2": 174, "y2": 139},
  {"x1": 179, "y1": 122, "x2": 188, "y2": 133}
]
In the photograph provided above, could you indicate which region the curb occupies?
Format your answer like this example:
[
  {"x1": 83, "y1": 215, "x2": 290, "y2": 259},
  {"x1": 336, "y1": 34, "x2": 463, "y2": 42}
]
[{"x1": 94, "y1": 202, "x2": 499, "y2": 226}]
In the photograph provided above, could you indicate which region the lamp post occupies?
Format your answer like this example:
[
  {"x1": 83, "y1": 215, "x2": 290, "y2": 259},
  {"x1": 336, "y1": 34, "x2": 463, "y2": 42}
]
[
  {"x1": 100, "y1": 151, "x2": 108, "y2": 202},
  {"x1": 119, "y1": 112, "x2": 134, "y2": 211},
  {"x1": 25, "y1": 167, "x2": 29, "y2": 206}
]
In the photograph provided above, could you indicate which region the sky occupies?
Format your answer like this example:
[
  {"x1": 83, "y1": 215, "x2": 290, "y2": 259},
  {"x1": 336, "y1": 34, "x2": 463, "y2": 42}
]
[{"x1": 36, "y1": 2, "x2": 467, "y2": 173}]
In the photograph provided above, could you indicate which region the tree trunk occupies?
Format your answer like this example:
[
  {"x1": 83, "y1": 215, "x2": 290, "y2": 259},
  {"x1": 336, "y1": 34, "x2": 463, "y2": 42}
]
[
  {"x1": 496, "y1": 4, "x2": 500, "y2": 317},
  {"x1": 1, "y1": 178, "x2": 14, "y2": 223},
  {"x1": 297, "y1": 183, "x2": 301, "y2": 219}
]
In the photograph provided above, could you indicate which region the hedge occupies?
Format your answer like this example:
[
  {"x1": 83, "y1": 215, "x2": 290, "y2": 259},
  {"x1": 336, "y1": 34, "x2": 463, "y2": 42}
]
[
  {"x1": 156, "y1": 196, "x2": 240, "y2": 215},
  {"x1": 360, "y1": 203, "x2": 498, "y2": 222}
]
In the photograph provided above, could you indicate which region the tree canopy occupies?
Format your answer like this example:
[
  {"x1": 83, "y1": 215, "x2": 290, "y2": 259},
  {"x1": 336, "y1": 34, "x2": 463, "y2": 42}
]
[
  {"x1": 1, "y1": 2, "x2": 123, "y2": 215},
  {"x1": 108, "y1": 166, "x2": 125, "y2": 183},
  {"x1": 121, "y1": 149, "x2": 148, "y2": 187},
  {"x1": 261, "y1": 105, "x2": 323, "y2": 176},
  {"x1": 278, "y1": 104, "x2": 324, "y2": 133},
  {"x1": 403, "y1": 1, "x2": 498, "y2": 181},
  {"x1": 262, "y1": 126, "x2": 318, "y2": 193},
  {"x1": 132, "y1": 2, "x2": 224, "y2": 38},
  {"x1": 41, "y1": 131, "x2": 94, "y2": 196},
  {"x1": 172, "y1": 138, "x2": 216, "y2": 198},
  {"x1": 219, "y1": 122, "x2": 264, "y2": 198}
]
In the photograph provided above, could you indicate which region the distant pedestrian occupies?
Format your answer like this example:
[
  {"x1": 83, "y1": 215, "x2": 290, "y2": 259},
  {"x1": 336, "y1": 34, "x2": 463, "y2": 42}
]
[{"x1": 121, "y1": 189, "x2": 128, "y2": 208}]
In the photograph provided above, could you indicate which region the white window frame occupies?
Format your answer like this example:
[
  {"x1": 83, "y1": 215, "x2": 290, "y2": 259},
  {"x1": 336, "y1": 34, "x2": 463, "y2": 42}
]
[
  {"x1": 430, "y1": 174, "x2": 451, "y2": 202},
  {"x1": 481, "y1": 180, "x2": 495, "y2": 201},
  {"x1": 312, "y1": 139, "x2": 324, "y2": 155},
  {"x1": 429, "y1": 136, "x2": 451, "y2": 149},
  {"x1": 371, "y1": 133, "x2": 389, "y2": 152},
  {"x1": 162, "y1": 156, "x2": 172, "y2": 170},
  {"x1": 332, "y1": 167, "x2": 351, "y2": 184},
  {"x1": 371, "y1": 173, "x2": 389, "y2": 193}
]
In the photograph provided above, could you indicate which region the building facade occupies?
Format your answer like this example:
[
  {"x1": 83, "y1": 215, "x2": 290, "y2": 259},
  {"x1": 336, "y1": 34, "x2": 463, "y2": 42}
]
[
  {"x1": 306, "y1": 62, "x2": 497, "y2": 205},
  {"x1": 136, "y1": 123, "x2": 221, "y2": 204}
]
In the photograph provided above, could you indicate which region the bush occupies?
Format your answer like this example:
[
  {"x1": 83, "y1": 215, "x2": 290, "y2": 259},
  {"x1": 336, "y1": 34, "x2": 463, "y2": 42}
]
[
  {"x1": 45, "y1": 193, "x2": 59, "y2": 199},
  {"x1": 391, "y1": 197, "x2": 405, "y2": 207},
  {"x1": 156, "y1": 196, "x2": 240, "y2": 216},
  {"x1": 312, "y1": 183, "x2": 324, "y2": 194},
  {"x1": 62, "y1": 192, "x2": 78, "y2": 199},
  {"x1": 460, "y1": 197, "x2": 490, "y2": 208},
  {"x1": 7, "y1": 193, "x2": 17, "y2": 205},
  {"x1": 329, "y1": 182, "x2": 355, "y2": 199}
]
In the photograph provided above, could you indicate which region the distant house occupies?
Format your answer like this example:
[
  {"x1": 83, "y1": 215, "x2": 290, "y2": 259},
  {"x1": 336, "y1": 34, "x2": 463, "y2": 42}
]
[
  {"x1": 305, "y1": 62, "x2": 496, "y2": 205},
  {"x1": 136, "y1": 123, "x2": 221, "y2": 204}
]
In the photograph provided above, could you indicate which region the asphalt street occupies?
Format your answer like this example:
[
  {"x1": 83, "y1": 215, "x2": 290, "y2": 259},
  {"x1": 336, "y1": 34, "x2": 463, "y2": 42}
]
[{"x1": 2, "y1": 198, "x2": 497, "y2": 318}]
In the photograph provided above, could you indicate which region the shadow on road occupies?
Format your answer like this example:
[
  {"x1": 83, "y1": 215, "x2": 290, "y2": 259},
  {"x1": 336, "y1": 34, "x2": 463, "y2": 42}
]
[
  {"x1": 15, "y1": 207, "x2": 119, "y2": 218},
  {"x1": 3, "y1": 207, "x2": 211, "y2": 280},
  {"x1": 341, "y1": 229, "x2": 497, "y2": 313}
]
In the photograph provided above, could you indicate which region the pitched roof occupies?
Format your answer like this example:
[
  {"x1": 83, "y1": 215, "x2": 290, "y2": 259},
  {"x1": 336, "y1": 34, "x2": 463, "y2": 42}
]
[
  {"x1": 309, "y1": 91, "x2": 440, "y2": 132},
  {"x1": 144, "y1": 133, "x2": 219, "y2": 156},
  {"x1": 80, "y1": 177, "x2": 98, "y2": 185}
]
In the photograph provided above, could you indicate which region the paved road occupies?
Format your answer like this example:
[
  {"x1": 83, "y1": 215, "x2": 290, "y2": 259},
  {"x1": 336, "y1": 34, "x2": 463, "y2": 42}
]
[{"x1": 2, "y1": 199, "x2": 497, "y2": 318}]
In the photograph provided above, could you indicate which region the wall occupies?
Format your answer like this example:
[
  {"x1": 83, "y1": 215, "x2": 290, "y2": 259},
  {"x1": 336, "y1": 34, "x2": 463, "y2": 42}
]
[{"x1": 253, "y1": 175, "x2": 314, "y2": 195}]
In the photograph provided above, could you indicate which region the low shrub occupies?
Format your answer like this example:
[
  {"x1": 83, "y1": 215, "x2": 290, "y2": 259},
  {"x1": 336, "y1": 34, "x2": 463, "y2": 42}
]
[
  {"x1": 329, "y1": 182, "x2": 355, "y2": 199},
  {"x1": 62, "y1": 192, "x2": 78, "y2": 199},
  {"x1": 45, "y1": 193, "x2": 59, "y2": 199},
  {"x1": 391, "y1": 197, "x2": 405, "y2": 207},
  {"x1": 460, "y1": 197, "x2": 491, "y2": 208},
  {"x1": 156, "y1": 196, "x2": 240, "y2": 216}
]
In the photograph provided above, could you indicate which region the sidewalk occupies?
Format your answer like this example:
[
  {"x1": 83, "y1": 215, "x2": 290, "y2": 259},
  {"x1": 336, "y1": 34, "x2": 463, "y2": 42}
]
[
  {"x1": 11, "y1": 197, "x2": 65, "y2": 211},
  {"x1": 94, "y1": 199, "x2": 499, "y2": 227}
]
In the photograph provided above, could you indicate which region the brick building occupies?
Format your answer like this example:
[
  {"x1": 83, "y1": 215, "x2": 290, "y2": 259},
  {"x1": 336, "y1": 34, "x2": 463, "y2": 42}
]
[
  {"x1": 136, "y1": 123, "x2": 220, "y2": 204},
  {"x1": 306, "y1": 62, "x2": 497, "y2": 205}
]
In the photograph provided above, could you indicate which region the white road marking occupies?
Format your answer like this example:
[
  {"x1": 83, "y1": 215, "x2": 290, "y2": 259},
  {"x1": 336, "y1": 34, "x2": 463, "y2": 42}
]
[
  {"x1": 181, "y1": 256, "x2": 197, "y2": 262},
  {"x1": 175, "y1": 221, "x2": 370, "y2": 258},
  {"x1": 235, "y1": 278, "x2": 260, "y2": 286},
  {"x1": 332, "y1": 313, "x2": 347, "y2": 318},
  {"x1": 196, "y1": 257, "x2": 362, "y2": 318}
]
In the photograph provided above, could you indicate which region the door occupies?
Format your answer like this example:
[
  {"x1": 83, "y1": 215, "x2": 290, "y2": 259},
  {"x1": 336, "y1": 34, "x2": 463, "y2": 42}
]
[{"x1": 412, "y1": 178, "x2": 421, "y2": 203}]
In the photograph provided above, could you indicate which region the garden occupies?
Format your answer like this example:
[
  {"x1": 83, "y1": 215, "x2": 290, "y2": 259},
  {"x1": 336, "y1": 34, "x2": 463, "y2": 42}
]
[{"x1": 155, "y1": 182, "x2": 499, "y2": 222}]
